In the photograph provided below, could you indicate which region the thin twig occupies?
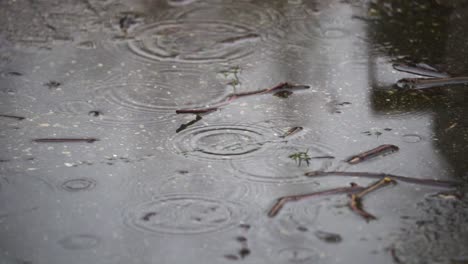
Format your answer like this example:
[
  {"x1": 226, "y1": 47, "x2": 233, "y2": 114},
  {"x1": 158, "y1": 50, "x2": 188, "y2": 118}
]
[
  {"x1": 175, "y1": 82, "x2": 310, "y2": 114},
  {"x1": 268, "y1": 183, "x2": 364, "y2": 217},
  {"x1": 396, "y1": 76, "x2": 468, "y2": 90},
  {"x1": 176, "y1": 115, "x2": 202, "y2": 133},
  {"x1": 392, "y1": 63, "x2": 449, "y2": 78},
  {"x1": 346, "y1": 144, "x2": 399, "y2": 164},
  {"x1": 304, "y1": 171, "x2": 459, "y2": 188},
  {"x1": 33, "y1": 138, "x2": 98, "y2": 143},
  {"x1": 0, "y1": 114, "x2": 25, "y2": 120}
]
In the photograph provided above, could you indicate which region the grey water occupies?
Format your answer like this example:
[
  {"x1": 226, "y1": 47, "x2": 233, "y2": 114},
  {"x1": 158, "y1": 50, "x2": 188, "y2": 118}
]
[{"x1": 1, "y1": 0, "x2": 468, "y2": 263}]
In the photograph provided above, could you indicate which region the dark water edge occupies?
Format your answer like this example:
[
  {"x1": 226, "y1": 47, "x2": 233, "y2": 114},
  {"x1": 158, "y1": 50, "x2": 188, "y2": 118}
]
[{"x1": 1, "y1": 0, "x2": 468, "y2": 263}]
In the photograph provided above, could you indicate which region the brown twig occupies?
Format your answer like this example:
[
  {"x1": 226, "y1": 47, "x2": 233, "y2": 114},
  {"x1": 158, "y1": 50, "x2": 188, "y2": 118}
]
[
  {"x1": 280, "y1": 126, "x2": 303, "y2": 138},
  {"x1": 33, "y1": 138, "x2": 98, "y2": 143},
  {"x1": 304, "y1": 171, "x2": 459, "y2": 188},
  {"x1": 349, "y1": 177, "x2": 396, "y2": 221},
  {"x1": 268, "y1": 183, "x2": 364, "y2": 217},
  {"x1": 175, "y1": 82, "x2": 310, "y2": 114},
  {"x1": 176, "y1": 114, "x2": 203, "y2": 133},
  {"x1": 346, "y1": 144, "x2": 399, "y2": 164}
]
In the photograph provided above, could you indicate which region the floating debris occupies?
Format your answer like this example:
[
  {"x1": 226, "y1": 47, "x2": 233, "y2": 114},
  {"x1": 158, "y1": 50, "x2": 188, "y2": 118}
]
[
  {"x1": 314, "y1": 231, "x2": 342, "y2": 243},
  {"x1": 305, "y1": 171, "x2": 459, "y2": 188},
  {"x1": 44, "y1": 80, "x2": 61, "y2": 89},
  {"x1": 88, "y1": 110, "x2": 102, "y2": 117},
  {"x1": 33, "y1": 138, "x2": 98, "y2": 143},
  {"x1": 280, "y1": 126, "x2": 303, "y2": 138},
  {"x1": 274, "y1": 90, "x2": 293, "y2": 98},
  {"x1": 0, "y1": 114, "x2": 25, "y2": 120},
  {"x1": 349, "y1": 177, "x2": 396, "y2": 221},
  {"x1": 288, "y1": 150, "x2": 311, "y2": 167},
  {"x1": 392, "y1": 63, "x2": 450, "y2": 78},
  {"x1": 346, "y1": 144, "x2": 399, "y2": 164},
  {"x1": 268, "y1": 183, "x2": 364, "y2": 217},
  {"x1": 176, "y1": 82, "x2": 310, "y2": 114},
  {"x1": 396, "y1": 77, "x2": 468, "y2": 90}
]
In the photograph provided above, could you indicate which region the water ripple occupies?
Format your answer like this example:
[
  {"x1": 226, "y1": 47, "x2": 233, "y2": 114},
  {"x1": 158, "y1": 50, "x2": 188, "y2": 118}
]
[
  {"x1": 60, "y1": 178, "x2": 96, "y2": 192},
  {"x1": 168, "y1": 123, "x2": 280, "y2": 161},
  {"x1": 123, "y1": 194, "x2": 251, "y2": 235},
  {"x1": 126, "y1": 20, "x2": 260, "y2": 64},
  {"x1": 230, "y1": 143, "x2": 334, "y2": 183}
]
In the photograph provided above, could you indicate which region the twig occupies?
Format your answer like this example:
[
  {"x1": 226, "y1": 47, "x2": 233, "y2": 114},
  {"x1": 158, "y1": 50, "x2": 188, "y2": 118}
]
[
  {"x1": 304, "y1": 171, "x2": 459, "y2": 188},
  {"x1": 0, "y1": 114, "x2": 25, "y2": 121},
  {"x1": 176, "y1": 115, "x2": 202, "y2": 133},
  {"x1": 280, "y1": 126, "x2": 303, "y2": 138},
  {"x1": 392, "y1": 63, "x2": 449, "y2": 78},
  {"x1": 396, "y1": 76, "x2": 468, "y2": 90},
  {"x1": 346, "y1": 144, "x2": 399, "y2": 164},
  {"x1": 175, "y1": 82, "x2": 310, "y2": 114},
  {"x1": 349, "y1": 177, "x2": 396, "y2": 221},
  {"x1": 268, "y1": 183, "x2": 364, "y2": 217},
  {"x1": 33, "y1": 138, "x2": 98, "y2": 143}
]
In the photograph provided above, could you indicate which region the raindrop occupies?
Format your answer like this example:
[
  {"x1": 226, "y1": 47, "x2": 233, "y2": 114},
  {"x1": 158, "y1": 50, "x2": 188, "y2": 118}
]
[
  {"x1": 123, "y1": 194, "x2": 251, "y2": 235},
  {"x1": 61, "y1": 178, "x2": 96, "y2": 192},
  {"x1": 230, "y1": 143, "x2": 333, "y2": 183},
  {"x1": 277, "y1": 247, "x2": 320, "y2": 263},
  {"x1": 127, "y1": 20, "x2": 259, "y2": 64},
  {"x1": 58, "y1": 234, "x2": 101, "y2": 250},
  {"x1": 402, "y1": 134, "x2": 423, "y2": 143},
  {"x1": 168, "y1": 124, "x2": 277, "y2": 161}
]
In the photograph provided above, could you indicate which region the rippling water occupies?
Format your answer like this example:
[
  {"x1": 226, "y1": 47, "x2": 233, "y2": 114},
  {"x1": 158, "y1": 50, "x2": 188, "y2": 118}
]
[{"x1": 1, "y1": 0, "x2": 468, "y2": 263}]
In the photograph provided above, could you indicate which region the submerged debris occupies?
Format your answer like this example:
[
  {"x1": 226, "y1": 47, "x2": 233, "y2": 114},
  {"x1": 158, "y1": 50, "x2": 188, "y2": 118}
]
[
  {"x1": 314, "y1": 230, "x2": 342, "y2": 243},
  {"x1": 33, "y1": 138, "x2": 98, "y2": 143},
  {"x1": 346, "y1": 144, "x2": 399, "y2": 164},
  {"x1": 44, "y1": 80, "x2": 61, "y2": 89}
]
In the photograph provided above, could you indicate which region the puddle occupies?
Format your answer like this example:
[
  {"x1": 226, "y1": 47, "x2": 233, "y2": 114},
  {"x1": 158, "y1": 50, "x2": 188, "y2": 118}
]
[{"x1": 1, "y1": 0, "x2": 468, "y2": 263}]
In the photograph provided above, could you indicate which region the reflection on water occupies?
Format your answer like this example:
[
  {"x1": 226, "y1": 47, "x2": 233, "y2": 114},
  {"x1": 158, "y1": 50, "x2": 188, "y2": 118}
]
[{"x1": 1, "y1": 0, "x2": 468, "y2": 263}]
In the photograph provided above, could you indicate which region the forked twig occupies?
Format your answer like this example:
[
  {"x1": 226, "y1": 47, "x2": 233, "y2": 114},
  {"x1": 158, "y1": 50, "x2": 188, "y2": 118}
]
[
  {"x1": 349, "y1": 177, "x2": 396, "y2": 221},
  {"x1": 268, "y1": 183, "x2": 364, "y2": 217}
]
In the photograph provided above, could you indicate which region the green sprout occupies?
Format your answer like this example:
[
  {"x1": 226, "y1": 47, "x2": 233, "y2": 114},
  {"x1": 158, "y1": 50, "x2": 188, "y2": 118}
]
[{"x1": 288, "y1": 149, "x2": 311, "y2": 167}]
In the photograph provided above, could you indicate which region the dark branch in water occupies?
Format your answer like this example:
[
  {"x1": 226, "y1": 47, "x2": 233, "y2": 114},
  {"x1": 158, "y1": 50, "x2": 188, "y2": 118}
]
[
  {"x1": 176, "y1": 115, "x2": 203, "y2": 133},
  {"x1": 396, "y1": 77, "x2": 468, "y2": 90},
  {"x1": 349, "y1": 177, "x2": 396, "y2": 221},
  {"x1": 0, "y1": 114, "x2": 25, "y2": 121},
  {"x1": 268, "y1": 183, "x2": 364, "y2": 217},
  {"x1": 304, "y1": 171, "x2": 459, "y2": 188},
  {"x1": 175, "y1": 82, "x2": 310, "y2": 114},
  {"x1": 33, "y1": 138, "x2": 98, "y2": 143},
  {"x1": 346, "y1": 144, "x2": 399, "y2": 164},
  {"x1": 392, "y1": 63, "x2": 450, "y2": 78}
]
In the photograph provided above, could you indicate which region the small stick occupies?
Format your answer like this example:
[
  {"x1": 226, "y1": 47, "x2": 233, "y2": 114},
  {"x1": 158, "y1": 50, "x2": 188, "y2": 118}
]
[
  {"x1": 176, "y1": 115, "x2": 202, "y2": 133},
  {"x1": 304, "y1": 171, "x2": 459, "y2": 188},
  {"x1": 175, "y1": 82, "x2": 310, "y2": 114},
  {"x1": 0, "y1": 114, "x2": 25, "y2": 121},
  {"x1": 347, "y1": 144, "x2": 399, "y2": 164},
  {"x1": 280, "y1": 126, "x2": 303, "y2": 138},
  {"x1": 349, "y1": 177, "x2": 396, "y2": 221},
  {"x1": 268, "y1": 183, "x2": 364, "y2": 217},
  {"x1": 33, "y1": 138, "x2": 98, "y2": 143},
  {"x1": 392, "y1": 63, "x2": 449, "y2": 78},
  {"x1": 396, "y1": 76, "x2": 468, "y2": 90}
]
